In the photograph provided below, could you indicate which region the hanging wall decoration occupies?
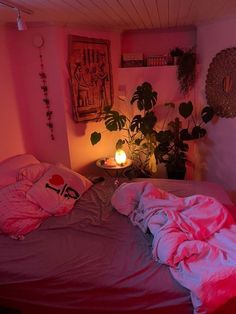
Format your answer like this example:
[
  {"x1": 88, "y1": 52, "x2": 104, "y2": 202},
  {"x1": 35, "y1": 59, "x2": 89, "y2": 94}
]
[
  {"x1": 68, "y1": 35, "x2": 114, "y2": 122},
  {"x1": 206, "y1": 47, "x2": 236, "y2": 118},
  {"x1": 33, "y1": 35, "x2": 55, "y2": 140}
]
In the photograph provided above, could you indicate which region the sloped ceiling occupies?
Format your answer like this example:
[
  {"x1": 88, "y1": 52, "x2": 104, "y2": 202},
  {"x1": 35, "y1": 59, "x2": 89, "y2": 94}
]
[{"x1": 1, "y1": 0, "x2": 236, "y2": 31}]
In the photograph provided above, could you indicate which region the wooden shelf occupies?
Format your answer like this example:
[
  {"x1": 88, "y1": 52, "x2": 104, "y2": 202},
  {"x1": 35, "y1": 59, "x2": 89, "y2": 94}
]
[{"x1": 119, "y1": 65, "x2": 177, "y2": 70}]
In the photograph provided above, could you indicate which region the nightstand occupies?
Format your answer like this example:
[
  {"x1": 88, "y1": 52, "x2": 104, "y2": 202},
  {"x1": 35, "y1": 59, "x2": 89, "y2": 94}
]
[{"x1": 96, "y1": 157, "x2": 133, "y2": 186}]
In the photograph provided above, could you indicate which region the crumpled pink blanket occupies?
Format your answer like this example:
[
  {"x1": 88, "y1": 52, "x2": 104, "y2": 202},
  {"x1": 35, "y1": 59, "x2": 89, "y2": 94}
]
[
  {"x1": 111, "y1": 181, "x2": 236, "y2": 314},
  {"x1": 0, "y1": 180, "x2": 50, "y2": 239}
]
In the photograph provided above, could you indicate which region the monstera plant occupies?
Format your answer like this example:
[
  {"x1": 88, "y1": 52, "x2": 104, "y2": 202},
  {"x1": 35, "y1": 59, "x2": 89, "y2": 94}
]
[
  {"x1": 90, "y1": 82, "x2": 158, "y2": 177},
  {"x1": 154, "y1": 101, "x2": 215, "y2": 179}
]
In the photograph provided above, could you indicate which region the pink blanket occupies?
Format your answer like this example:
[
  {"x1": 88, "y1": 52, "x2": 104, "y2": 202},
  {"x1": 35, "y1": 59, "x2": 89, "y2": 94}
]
[{"x1": 111, "y1": 181, "x2": 236, "y2": 314}]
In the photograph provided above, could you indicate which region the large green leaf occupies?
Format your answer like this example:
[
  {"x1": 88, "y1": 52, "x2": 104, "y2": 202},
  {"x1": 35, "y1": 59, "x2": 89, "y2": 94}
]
[
  {"x1": 156, "y1": 130, "x2": 173, "y2": 144},
  {"x1": 116, "y1": 139, "x2": 125, "y2": 149},
  {"x1": 154, "y1": 144, "x2": 169, "y2": 163},
  {"x1": 130, "y1": 115, "x2": 142, "y2": 132},
  {"x1": 130, "y1": 82, "x2": 157, "y2": 111},
  {"x1": 140, "y1": 111, "x2": 157, "y2": 135},
  {"x1": 192, "y1": 126, "x2": 207, "y2": 139},
  {"x1": 180, "y1": 128, "x2": 193, "y2": 141},
  {"x1": 104, "y1": 110, "x2": 126, "y2": 131},
  {"x1": 179, "y1": 101, "x2": 193, "y2": 118},
  {"x1": 201, "y1": 106, "x2": 214, "y2": 123},
  {"x1": 90, "y1": 132, "x2": 101, "y2": 145}
]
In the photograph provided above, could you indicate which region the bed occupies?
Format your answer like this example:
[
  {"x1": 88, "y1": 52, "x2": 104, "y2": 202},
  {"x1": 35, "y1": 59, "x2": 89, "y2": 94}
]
[{"x1": 0, "y1": 154, "x2": 236, "y2": 314}]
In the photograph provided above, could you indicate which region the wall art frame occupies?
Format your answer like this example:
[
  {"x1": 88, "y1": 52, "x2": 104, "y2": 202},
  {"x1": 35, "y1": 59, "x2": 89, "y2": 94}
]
[{"x1": 68, "y1": 35, "x2": 114, "y2": 122}]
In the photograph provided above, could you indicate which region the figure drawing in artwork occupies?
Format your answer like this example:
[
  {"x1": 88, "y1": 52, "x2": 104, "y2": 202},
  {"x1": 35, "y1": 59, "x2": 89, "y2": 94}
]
[
  {"x1": 97, "y1": 62, "x2": 109, "y2": 113},
  {"x1": 74, "y1": 62, "x2": 90, "y2": 107}
]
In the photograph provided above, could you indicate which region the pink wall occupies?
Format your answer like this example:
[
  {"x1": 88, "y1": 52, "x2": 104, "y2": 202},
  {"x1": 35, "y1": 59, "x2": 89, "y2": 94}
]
[
  {"x1": 0, "y1": 27, "x2": 26, "y2": 161},
  {"x1": 121, "y1": 27, "x2": 196, "y2": 64},
  {"x1": 197, "y1": 18, "x2": 236, "y2": 202},
  {"x1": 2, "y1": 25, "x2": 121, "y2": 175},
  {"x1": 5, "y1": 26, "x2": 71, "y2": 166}
]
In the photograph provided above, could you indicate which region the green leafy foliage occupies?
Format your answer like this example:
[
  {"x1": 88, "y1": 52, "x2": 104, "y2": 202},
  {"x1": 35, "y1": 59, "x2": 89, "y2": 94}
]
[
  {"x1": 90, "y1": 82, "x2": 159, "y2": 177},
  {"x1": 201, "y1": 106, "x2": 215, "y2": 123},
  {"x1": 130, "y1": 82, "x2": 157, "y2": 111},
  {"x1": 116, "y1": 139, "x2": 125, "y2": 149},
  {"x1": 177, "y1": 48, "x2": 196, "y2": 95},
  {"x1": 154, "y1": 102, "x2": 215, "y2": 179},
  {"x1": 104, "y1": 110, "x2": 126, "y2": 131},
  {"x1": 179, "y1": 101, "x2": 193, "y2": 118},
  {"x1": 170, "y1": 47, "x2": 184, "y2": 57},
  {"x1": 130, "y1": 115, "x2": 142, "y2": 132},
  {"x1": 90, "y1": 132, "x2": 101, "y2": 145},
  {"x1": 90, "y1": 80, "x2": 215, "y2": 180}
]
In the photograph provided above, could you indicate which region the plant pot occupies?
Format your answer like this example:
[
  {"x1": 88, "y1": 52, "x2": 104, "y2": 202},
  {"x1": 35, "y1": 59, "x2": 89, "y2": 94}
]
[{"x1": 166, "y1": 166, "x2": 186, "y2": 180}]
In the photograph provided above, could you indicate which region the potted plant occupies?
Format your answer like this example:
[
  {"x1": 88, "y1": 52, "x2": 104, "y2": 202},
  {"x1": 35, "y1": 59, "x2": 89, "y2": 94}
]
[
  {"x1": 177, "y1": 47, "x2": 197, "y2": 94},
  {"x1": 154, "y1": 101, "x2": 215, "y2": 179},
  {"x1": 170, "y1": 47, "x2": 184, "y2": 65},
  {"x1": 90, "y1": 82, "x2": 158, "y2": 178}
]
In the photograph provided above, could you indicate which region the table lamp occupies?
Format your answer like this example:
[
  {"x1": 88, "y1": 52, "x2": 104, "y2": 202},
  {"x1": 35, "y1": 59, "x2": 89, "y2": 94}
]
[{"x1": 115, "y1": 149, "x2": 127, "y2": 166}]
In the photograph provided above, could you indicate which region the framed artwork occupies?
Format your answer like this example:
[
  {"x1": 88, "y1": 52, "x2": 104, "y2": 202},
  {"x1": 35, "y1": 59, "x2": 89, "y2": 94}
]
[{"x1": 68, "y1": 35, "x2": 114, "y2": 122}]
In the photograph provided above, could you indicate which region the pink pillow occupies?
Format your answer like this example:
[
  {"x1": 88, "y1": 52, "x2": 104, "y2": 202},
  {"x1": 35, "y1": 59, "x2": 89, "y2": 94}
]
[
  {"x1": 17, "y1": 163, "x2": 50, "y2": 183},
  {"x1": 27, "y1": 165, "x2": 92, "y2": 216},
  {"x1": 0, "y1": 154, "x2": 40, "y2": 189}
]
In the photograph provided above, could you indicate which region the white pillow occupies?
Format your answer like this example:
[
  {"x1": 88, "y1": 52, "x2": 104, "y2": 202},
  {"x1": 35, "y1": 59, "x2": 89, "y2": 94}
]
[
  {"x1": 27, "y1": 165, "x2": 92, "y2": 215},
  {"x1": 0, "y1": 154, "x2": 40, "y2": 189},
  {"x1": 17, "y1": 163, "x2": 50, "y2": 183}
]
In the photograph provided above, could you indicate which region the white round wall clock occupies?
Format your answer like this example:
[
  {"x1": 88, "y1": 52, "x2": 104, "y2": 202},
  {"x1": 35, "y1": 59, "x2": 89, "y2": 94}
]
[{"x1": 32, "y1": 35, "x2": 44, "y2": 48}]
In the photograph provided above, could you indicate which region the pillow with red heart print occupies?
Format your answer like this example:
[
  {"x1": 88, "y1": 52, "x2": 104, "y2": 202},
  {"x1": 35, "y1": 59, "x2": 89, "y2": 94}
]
[{"x1": 26, "y1": 165, "x2": 93, "y2": 216}]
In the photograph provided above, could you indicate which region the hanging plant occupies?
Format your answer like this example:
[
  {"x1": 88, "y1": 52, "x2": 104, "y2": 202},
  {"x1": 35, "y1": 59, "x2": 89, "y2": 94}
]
[
  {"x1": 33, "y1": 35, "x2": 55, "y2": 140},
  {"x1": 177, "y1": 48, "x2": 196, "y2": 95}
]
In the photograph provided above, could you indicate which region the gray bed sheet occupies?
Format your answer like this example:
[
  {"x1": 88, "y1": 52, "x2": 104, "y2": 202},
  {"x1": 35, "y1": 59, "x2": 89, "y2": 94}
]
[{"x1": 0, "y1": 178, "x2": 234, "y2": 314}]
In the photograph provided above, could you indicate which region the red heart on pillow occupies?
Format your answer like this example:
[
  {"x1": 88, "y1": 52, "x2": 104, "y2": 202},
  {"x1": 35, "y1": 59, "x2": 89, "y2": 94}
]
[{"x1": 49, "y1": 174, "x2": 64, "y2": 186}]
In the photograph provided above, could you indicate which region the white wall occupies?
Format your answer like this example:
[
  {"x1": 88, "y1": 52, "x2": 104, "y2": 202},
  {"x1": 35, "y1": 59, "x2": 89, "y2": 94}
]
[{"x1": 197, "y1": 18, "x2": 236, "y2": 202}]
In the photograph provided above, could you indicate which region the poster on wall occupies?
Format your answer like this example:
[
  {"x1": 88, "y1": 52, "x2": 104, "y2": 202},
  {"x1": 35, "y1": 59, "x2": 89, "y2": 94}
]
[{"x1": 68, "y1": 35, "x2": 114, "y2": 122}]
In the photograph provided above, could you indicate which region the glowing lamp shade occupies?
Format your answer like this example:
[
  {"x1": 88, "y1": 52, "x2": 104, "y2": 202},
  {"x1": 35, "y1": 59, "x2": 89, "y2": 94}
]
[{"x1": 115, "y1": 149, "x2": 127, "y2": 165}]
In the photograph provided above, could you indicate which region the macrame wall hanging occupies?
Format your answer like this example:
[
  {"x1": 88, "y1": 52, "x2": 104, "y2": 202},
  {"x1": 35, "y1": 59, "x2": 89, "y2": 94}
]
[
  {"x1": 206, "y1": 47, "x2": 236, "y2": 118},
  {"x1": 33, "y1": 35, "x2": 55, "y2": 140}
]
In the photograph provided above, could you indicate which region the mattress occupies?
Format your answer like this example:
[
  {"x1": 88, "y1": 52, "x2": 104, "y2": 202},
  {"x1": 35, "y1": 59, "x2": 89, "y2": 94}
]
[{"x1": 0, "y1": 178, "x2": 234, "y2": 314}]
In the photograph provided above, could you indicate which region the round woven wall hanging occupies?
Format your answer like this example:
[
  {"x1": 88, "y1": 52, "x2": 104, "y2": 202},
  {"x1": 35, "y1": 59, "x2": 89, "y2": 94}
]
[{"x1": 205, "y1": 47, "x2": 236, "y2": 118}]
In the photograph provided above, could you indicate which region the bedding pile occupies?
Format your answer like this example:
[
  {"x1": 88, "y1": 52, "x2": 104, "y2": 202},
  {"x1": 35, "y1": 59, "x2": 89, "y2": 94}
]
[
  {"x1": 0, "y1": 154, "x2": 92, "y2": 239},
  {"x1": 112, "y1": 181, "x2": 236, "y2": 314}
]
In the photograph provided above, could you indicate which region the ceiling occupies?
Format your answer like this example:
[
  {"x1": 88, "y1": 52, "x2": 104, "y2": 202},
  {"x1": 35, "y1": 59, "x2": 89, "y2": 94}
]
[{"x1": 1, "y1": 0, "x2": 236, "y2": 32}]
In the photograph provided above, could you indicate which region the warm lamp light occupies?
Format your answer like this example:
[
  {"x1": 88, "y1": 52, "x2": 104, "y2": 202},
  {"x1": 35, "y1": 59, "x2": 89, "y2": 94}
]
[{"x1": 115, "y1": 149, "x2": 127, "y2": 166}]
